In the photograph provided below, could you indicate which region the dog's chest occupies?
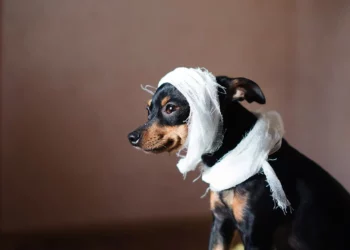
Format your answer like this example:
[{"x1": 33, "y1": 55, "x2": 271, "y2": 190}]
[{"x1": 210, "y1": 189, "x2": 249, "y2": 224}]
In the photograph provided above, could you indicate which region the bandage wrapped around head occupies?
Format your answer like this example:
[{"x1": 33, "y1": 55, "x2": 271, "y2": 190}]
[{"x1": 158, "y1": 67, "x2": 224, "y2": 174}]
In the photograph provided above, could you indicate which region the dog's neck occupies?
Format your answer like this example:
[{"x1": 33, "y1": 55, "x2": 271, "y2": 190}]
[
  {"x1": 201, "y1": 102, "x2": 258, "y2": 167},
  {"x1": 201, "y1": 108, "x2": 291, "y2": 211}
]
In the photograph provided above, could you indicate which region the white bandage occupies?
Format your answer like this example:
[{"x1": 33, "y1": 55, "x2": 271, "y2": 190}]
[{"x1": 157, "y1": 67, "x2": 291, "y2": 212}]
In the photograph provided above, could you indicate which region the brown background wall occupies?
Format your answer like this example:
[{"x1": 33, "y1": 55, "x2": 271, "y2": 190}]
[
  {"x1": 288, "y1": 0, "x2": 350, "y2": 189},
  {"x1": 1, "y1": 0, "x2": 349, "y2": 232}
]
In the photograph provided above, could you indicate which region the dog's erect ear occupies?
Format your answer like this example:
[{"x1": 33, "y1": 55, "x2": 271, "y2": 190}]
[{"x1": 216, "y1": 76, "x2": 266, "y2": 104}]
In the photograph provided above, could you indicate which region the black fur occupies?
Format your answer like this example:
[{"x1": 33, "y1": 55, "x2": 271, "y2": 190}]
[{"x1": 128, "y1": 76, "x2": 350, "y2": 250}]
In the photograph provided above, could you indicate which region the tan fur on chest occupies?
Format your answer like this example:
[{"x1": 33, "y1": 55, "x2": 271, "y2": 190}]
[{"x1": 210, "y1": 190, "x2": 248, "y2": 223}]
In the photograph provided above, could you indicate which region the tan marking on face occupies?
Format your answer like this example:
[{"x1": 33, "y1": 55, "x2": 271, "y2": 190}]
[
  {"x1": 161, "y1": 96, "x2": 171, "y2": 107},
  {"x1": 140, "y1": 122, "x2": 188, "y2": 153},
  {"x1": 167, "y1": 124, "x2": 188, "y2": 153},
  {"x1": 147, "y1": 99, "x2": 152, "y2": 106},
  {"x1": 232, "y1": 192, "x2": 248, "y2": 223}
]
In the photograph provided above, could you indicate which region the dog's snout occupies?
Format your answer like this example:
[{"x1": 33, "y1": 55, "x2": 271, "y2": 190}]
[{"x1": 128, "y1": 131, "x2": 141, "y2": 145}]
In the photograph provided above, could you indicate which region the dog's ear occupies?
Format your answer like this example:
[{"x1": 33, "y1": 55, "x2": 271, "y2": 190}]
[{"x1": 216, "y1": 76, "x2": 266, "y2": 104}]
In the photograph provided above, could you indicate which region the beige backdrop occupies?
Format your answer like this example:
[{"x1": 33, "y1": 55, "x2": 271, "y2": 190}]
[{"x1": 1, "y1": 0, "x2": 349, "y2": 232}]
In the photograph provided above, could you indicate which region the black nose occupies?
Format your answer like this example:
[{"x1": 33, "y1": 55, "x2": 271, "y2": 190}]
[{"x1": 128, "y1": 131, "x2": 141, "y2": 145}]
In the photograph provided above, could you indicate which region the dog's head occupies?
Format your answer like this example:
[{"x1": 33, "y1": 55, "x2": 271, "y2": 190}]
[{"x1": 128, "y1": 76, "x2": 265, "y2": 154}]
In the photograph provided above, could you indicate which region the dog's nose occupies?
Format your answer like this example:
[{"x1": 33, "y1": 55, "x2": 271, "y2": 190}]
[{"x1": 128, "y1": 131, "x2": 141, "y2": 145}]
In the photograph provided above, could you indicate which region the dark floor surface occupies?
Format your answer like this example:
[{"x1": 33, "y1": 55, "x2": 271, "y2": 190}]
[{"x1": 1, "y1": 217, "x2": 215, "y2": 250}]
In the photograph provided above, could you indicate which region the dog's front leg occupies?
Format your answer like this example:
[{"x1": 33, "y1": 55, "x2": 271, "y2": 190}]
[
  {"x1": 209, "y1": 191, "x2": 236, "y2": 250},
  {"x1": 242, "y1": 241, "x2": 274, "y2": 250},
  {"x1": 240, "y1": 224, "x2": 275, "y2": 250},
  {"x1": 209, "y1": 212, "x2": 235, "y2": 250}
]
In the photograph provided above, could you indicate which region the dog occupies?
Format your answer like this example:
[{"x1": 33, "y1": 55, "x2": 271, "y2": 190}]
[{"x1": 128, "y1": 75, "x2": 350, "y2": 250}]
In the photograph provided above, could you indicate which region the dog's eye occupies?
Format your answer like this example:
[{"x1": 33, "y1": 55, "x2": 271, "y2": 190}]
[{"x1": 165, "y1": 104, "x2": 176, "y2": 114}]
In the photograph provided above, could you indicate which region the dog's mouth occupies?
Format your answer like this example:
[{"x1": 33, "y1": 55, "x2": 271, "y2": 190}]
[
  {"x1": 142, "y1": 136, "x2": 183, "y2": 154},
  {"x1": 129, "y1": 123, "x2": 188, "y2": 154}
]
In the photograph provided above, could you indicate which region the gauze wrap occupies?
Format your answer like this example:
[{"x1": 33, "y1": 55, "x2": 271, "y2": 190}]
[
  {"x1": 156, "y1": 67, "x2": 291, "y2": 213},
  {"x1": 201, "y1": 111, "x2": 291, "y2": 212},
  {"x1": 158, "y1": 67, "x2": 224, "y2": 174}
]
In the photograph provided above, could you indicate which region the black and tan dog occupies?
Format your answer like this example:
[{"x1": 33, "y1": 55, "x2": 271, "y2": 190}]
[{"x1": 128, "y1": 76, "x2": 350, "y2": 250}]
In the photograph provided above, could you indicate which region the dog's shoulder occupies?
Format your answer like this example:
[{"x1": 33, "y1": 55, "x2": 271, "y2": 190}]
[{"x1": 272, "y1": 139, "x2": 350, "y2": 206}]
